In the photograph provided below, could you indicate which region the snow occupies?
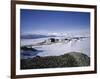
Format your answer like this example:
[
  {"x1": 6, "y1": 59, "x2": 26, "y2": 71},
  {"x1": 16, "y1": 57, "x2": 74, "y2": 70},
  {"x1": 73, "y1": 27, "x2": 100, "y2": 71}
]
[{"x1": 21, "y1": 36, "x2": 90, "y2": 59}]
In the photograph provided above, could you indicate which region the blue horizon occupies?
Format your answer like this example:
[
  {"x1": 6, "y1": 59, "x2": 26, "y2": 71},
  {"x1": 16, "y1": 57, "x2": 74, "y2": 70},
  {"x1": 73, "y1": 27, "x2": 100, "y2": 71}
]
[{"x1": 20, "y1": 9, "x2": 90, "y2": 35}]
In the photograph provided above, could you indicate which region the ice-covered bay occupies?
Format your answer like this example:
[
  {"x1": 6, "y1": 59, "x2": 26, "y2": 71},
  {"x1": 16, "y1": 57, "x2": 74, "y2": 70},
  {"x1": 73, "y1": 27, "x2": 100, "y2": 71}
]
[{"x1": 21, "y1": 37, "x2": 90, "y2": 59}]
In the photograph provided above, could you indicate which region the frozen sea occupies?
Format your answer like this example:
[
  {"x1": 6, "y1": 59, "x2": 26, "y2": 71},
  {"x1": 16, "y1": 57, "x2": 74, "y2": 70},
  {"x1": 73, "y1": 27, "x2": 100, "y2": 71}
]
[{"x1": 21, "y1": 36, "x2": 90, "y2": 59}]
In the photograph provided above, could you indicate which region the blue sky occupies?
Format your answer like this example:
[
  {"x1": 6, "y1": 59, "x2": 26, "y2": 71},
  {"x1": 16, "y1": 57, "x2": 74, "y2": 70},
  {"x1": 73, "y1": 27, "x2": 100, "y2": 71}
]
[{"x1": 20, "y1": 9, "x2": 90, "y2": 35}]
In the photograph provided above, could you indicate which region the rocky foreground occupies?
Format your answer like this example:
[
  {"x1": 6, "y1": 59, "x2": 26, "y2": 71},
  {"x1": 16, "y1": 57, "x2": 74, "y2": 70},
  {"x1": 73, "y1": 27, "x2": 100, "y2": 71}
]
[{"x1": 21, "y1": 52, "x2": 90, "y2": 69}]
